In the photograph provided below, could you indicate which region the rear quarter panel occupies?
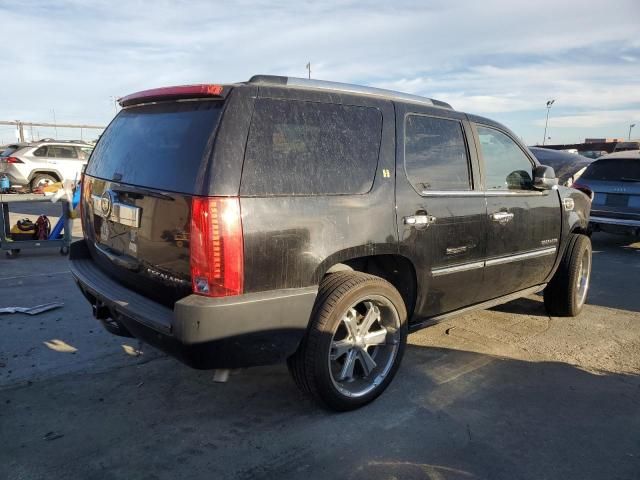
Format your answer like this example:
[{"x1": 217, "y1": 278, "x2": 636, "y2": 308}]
[
  {"x1": 240, "y1": 90, "x2": 398, "y2": 292},
  {"x1": 543, "y1": 186, "x2": 591, "y2": 282}
]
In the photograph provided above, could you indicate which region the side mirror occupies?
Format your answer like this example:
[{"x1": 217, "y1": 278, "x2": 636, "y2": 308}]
[{"x1": 533, "y1": 165, "x2": 558, "y2": 190}]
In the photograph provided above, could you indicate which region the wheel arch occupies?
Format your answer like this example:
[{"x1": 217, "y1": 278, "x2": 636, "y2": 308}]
[
  {"x1": 316, "y1": 254, "x2": 418, "y2": 321},
  {"x1": 28, "y1": 169, "x2": 63, "y2": 183}
]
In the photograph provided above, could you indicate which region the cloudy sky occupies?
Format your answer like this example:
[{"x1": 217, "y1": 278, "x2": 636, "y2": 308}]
[{"x1": 1, "y1": 0, "x2": 639, "y2": 145}]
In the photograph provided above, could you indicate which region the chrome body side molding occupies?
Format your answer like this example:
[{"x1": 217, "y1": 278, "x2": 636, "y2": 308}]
[{"x1": 431, "y1": 247, "x2": 557, "y2": 277}]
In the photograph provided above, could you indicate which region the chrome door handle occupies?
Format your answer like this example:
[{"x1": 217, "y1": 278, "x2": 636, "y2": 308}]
[
  {"x1": 404, "y1": 214, "x2": 436, "y2": 226},
  {"x1": 490, "y1": 211, "x2": 514, "y2": 224}
]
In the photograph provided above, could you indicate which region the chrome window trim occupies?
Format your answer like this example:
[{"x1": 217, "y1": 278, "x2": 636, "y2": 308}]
[{"x1": 431, "y1": 247, "x2": 557, "y2": 276}]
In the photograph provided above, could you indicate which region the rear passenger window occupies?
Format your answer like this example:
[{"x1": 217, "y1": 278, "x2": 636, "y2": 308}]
[
  {"x1": 33, "y1": 147, "x2": 48, "y2": 157},
  {"x1": 404, "y1": 115, "x2": 471, "y2": 192},
  {"x1": 241, "y1": 99, "x2": 382, "y2": 196},
  {"x1": 50, "y1": 146, "x2": 78, "y2": 159}
]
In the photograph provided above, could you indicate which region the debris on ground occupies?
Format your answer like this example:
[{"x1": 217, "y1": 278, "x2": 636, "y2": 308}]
[
  {"x1": 0, "y1": 302, "x2": 64, "y2": 315},
  {"x1": 43, "y1": 431, "x2": 64, "y2": 441}
]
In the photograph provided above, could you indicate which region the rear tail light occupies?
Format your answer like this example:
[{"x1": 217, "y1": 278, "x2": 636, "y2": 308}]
[
  {"x1": 79, "y1": 175, "x2": 90, "y2": 232},
  {"x1": 4, "y1": 157, "x2": 23, "y2": 164},
  {"x1": 572, "y1": 182, "x2": 593, "y2": 200},
  {"x1": 190, "y1": 197, "x2": 243, "y2": 297}
]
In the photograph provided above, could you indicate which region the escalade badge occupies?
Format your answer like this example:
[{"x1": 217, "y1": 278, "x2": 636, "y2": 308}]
[{"x1": 100, "y1": 191, "x2": 113, "y2": 217}]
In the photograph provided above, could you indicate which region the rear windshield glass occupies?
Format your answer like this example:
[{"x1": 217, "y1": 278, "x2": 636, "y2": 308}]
[
  {"x1": 241, "y1": 98, "x2": 382, "y2": 196},
  {"x1": 86, "y1": 100, "x2": 223, "y2": 193},
  {"x1": 0, "y1": 146, "x2": 20, "y2": 157},
  {"x1": 581, "y1": 158, "x2": 640, "y2": 182}
]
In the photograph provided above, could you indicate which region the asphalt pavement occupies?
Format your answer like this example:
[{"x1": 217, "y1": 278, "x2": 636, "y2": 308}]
[{"x1": 0, "y1": 206, "x2": 638, "y2": 480}]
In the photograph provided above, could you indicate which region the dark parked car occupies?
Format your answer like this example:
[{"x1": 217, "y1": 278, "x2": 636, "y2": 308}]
[
  {"x1": 576, "y1": 150, "x2": 640, "y2": 236},
  {"x1": 528, "y1": 147, "x2": 593, "y2": 186},
  {"x1": 70, "y1": 76, "x2": 592, "y2": 410}
]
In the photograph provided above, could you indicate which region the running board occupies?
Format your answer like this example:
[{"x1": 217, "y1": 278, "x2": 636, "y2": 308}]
[{"x1": 408, "y1": 284, "x2": 546, "y2": 333}]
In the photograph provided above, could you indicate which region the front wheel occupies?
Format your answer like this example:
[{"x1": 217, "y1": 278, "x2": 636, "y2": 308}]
[
  {"x1": 288, "y1": 272, "x2": 407, "y2": 411},
  {"x1": 544, "y1": 234, "x2": 592, "y2": 316}
]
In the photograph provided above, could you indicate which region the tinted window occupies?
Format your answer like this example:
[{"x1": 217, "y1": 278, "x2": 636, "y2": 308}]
[
  {"x1": 241, "y1": 99, "x2": 382, "y2": 195},
  {"x1": 76, "y1": 147, "x2": 92, "y2": 160},
  {"x1": 404, "y1": 115, "x2": 470, "y2": 191},
  {"x1": 477, "y1": 126, "x2": 533, "y2": 190},
  {"x1": 0, "y1": 145, "x2": 19, "y2": 157},
  {"x1": 86, "y1": 101, "x2": 223, "y2": 194},
  {"x1": 50, "y1": 146, "x2": 78, "y2": 159},
  {"x1": 33, "y1": 146, "x2": 48, "y2": 157},
  {"x1": 582, "y1": 158, "x2": 640, "y2": 181}
]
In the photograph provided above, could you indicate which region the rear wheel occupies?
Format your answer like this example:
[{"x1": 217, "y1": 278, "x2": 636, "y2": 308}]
[
  {"x1": 288, "y1": 272, "x2": 407, "y2": 411},
  {"x1": 30, "y1": 173, "x2": 57, "y2": 190},
  {"x1": 544, "y1": 234, "x2": 592, "y2": 316}
]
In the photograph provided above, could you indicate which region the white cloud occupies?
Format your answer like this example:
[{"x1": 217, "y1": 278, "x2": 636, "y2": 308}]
[
  {"x1": 0, "y1": 0, "x2": 638, "y2": 144},
  {"x1": 534, "y1": 110, "x2": 640, "y2": 129}
]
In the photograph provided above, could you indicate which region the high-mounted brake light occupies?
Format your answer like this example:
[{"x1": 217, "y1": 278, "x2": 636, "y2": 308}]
[
  {"x1": 118, "y1": 84, "x2": 224, "y2": 107},
  {"x1": 190, "y1": 197, "x2": 243, "y2": 297},
  {"x1": 4, "y1": 157, "x2": 23, "y2": 164}
]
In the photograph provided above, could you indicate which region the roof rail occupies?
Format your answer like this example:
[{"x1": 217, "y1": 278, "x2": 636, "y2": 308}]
[{"x1": 248, "y1": 75, "x2": 452, "y2": 109}]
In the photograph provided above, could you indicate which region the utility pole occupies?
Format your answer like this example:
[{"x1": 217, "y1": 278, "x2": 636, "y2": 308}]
[
  {"x1": 306, "y1": 62, "x2": 311, "y2": 79},
  {"x1": 109, "y1": 96, "x2": 119, "y2": 114},
  {"x1": 52, "y1": 109, "x2": 58, "y2": 138},
  {"x1": 542, "y1": 99, "x2": 555, "y2": 146},
  {"x1": 629, "y1": 123, "x2": 636, "y2": 140},
  {"x1": 16, "y1": 121, "x2": 24, "y2": 142}
]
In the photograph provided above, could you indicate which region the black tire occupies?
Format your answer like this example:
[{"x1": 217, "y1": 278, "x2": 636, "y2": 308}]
[
  {"x1": 30, "y1": 173, "x2": 57, "y2": 190},
  {"x1": 544, "y1": 234, "x2": 592, "y2": 317},
  {"x1": 288, "y1": 272, "x2": 408, "y2": 411}
]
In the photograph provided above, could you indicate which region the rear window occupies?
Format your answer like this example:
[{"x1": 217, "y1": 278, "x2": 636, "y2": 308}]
[
  {"x1": 582, "y1": 158, "x2": 640, "y2": 182},
  {"x1": 86, "y1": 101, "x2": 223, "y2": 193},
  {"x1": 0, "y1": 145, "x2": 19, "y2": 157},
  {"x1": 241, "y1": 98, "x2": 382, "y2": 196},
  {"x1": 50, "y1": 146, "x2": 78, "y2": 158}
]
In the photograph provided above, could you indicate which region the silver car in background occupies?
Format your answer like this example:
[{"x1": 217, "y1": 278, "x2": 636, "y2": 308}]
[
  {"x1": 575, "y1": 150, "x2": 640, "y2": 236},
  {"x1": 0, "y1": 139, "x2": 93, "y2": 190}
]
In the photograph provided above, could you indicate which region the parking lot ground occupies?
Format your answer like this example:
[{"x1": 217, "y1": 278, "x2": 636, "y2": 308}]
[{"x1": 0, "y1": 229, "x2": 639, "y2": 480}]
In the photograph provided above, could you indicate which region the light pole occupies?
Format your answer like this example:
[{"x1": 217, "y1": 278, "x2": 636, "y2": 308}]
[
  {"x1": 629, "y1": 123, "x2": 636, "y2": 140},
  {"x1": 543, "y1": 99, "x2": 555, "y2": 146}
]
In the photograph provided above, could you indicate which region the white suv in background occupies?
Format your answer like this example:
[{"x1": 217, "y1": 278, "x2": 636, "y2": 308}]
[{"x1": 0, "y1": 140, "x2": 93, "y2": 190}]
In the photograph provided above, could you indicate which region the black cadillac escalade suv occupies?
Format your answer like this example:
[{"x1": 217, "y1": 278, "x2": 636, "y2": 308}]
[{"x1": 70, "y1": 76, "x2": 592, "y2": 410}]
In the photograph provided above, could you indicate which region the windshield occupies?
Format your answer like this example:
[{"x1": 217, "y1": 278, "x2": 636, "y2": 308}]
[{"x1": 86, "y1": 100, "x2": 224, "y2": 194}]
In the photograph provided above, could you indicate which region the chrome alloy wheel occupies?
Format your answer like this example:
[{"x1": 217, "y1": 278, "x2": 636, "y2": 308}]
[
  {"x1": 576, "y1": 248, "x2": 591, "y2": 308},
  {"x1": 328, "y1": 295, "x2": 401, "y2": 398}
]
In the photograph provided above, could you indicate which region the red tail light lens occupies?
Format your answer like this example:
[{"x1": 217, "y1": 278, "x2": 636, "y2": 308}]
[
  {"x1": 572, "y1": 182, "x2": 593, "y2": 200},
  {"x1": 79, "y1": 176, "x2": 90, "y2": 232},
  {"x1": 190, "y1": 197, "x2": 243, "y2": 297},
  {"x1": 5, "y1": 157, "x2": 23, "y2": 164}
]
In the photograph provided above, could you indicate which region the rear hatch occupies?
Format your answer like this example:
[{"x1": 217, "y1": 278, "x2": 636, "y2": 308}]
[
  {"x1": 579, "y1": 157, "x2": 640, "y2": 221},
  {"x1": 82, "y1": 93, "x2": 226, "y2": 307}
]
